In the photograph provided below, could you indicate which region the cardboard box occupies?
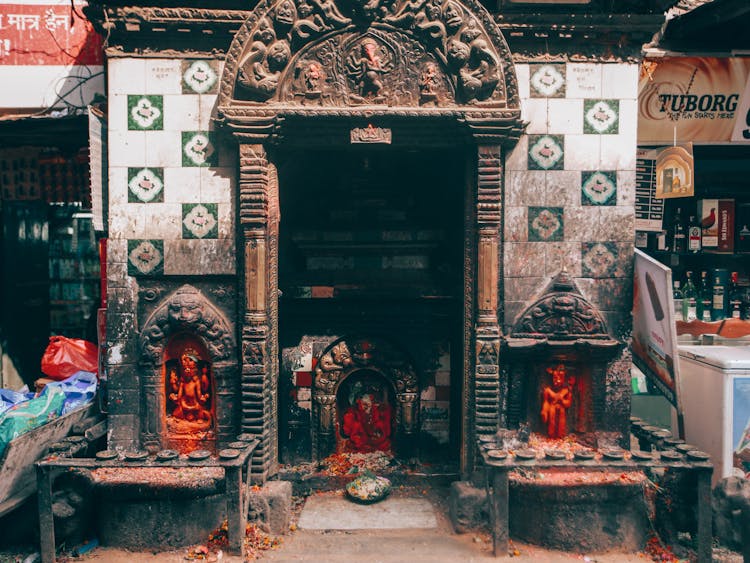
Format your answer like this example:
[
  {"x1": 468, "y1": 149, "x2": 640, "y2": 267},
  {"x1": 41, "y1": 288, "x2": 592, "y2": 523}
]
[
  {"x1": 698, "y1": 199, "x2": 719, "y2": 247},
  {"x1": 737, "y1": 203, "x2": 750, "y2": 253},
  {"x1": 717, "y1": 199, "x2": 734, "y2": 252}
]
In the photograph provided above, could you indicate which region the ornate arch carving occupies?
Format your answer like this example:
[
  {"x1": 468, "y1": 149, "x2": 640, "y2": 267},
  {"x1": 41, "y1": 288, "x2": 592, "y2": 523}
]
[
  {"x1": 139, "y1": 284, "x2": 235, "y2": 367},
  {"x1": 217, "y1": 0, "x2": 524, "y2": 142},
  {"x1": 511, "y1": 271, "x2": 612, "y2": 341}
]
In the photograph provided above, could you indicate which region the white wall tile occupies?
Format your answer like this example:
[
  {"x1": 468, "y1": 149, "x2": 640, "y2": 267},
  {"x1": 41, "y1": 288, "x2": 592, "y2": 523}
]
[
  {"x1": 600, "y1": 135, "x2": 636, "y2": 170},
  {"x1": 515, "y1": 64, "x2": 530, "y2": 100},
  {"x1": 199, "y1": 95, "x2": 219, "y2": 130},
  {"x1": 602, "y1": 63, "x2": 639, "y2": 100},
  {"x1": 128, "y1": 203, "x2": 183, "y2": 239},
  {"x1": 547, "y1": 99, "x2": 583, "y2": 135},
  {"x1": 107, "y1": 94, "x2": 129, "y2": 133},
  {"x1": 200, "y1": 168, "x2": 234, "y2": 203},
  {"x1": 504, "y1": 135, "x2": 528, "y2": 171},
  {"x1": 163, "y1": 239, "x2": 236, "y2": 275},
  {"x1": 217, "y1": 202, "x2": 234, "y2": 238},
  {"x1": 163, "y1": 167, "x2": 201, "y2": 203},
  {"x1": 108, "y1": 130, "x2": 146, "y2": 167},
  {"x1": 108, "y1": 167, "x2": 128, "y2": 205},
  {"x1": 521, "y1": 98, "x2": 548, "y2": 134},
  {"x1": 504, "y1": 206, "x2": 528, "y2": 242},
  {"x1": 566, "y1": 63, "x2": 602, "y2": 99},
  {"x1": 617, "y1": 170, "x2": 636, "y2": 206},
  {"x1": 145, "y1": 59, "x2": 182, "y2": 95},
  {"x1": 163, "y1": 94, "x2": 200, "y2": 131},
  {"x1": 145, "y1": 131, "x2": 182, "y2": 167},
  {"x1": 616, "y1": 99, "x2": 638, "y2": 148},
  {"x1": 544, "y1": 170, "x2": 581, "y2": 207},
  {"x1": 563, "y1": 135, "x2": 601, "y2": 170},
  {"x1": 108, "y1": 58, "x2": 145, "y2": 96},
  {"x1": 506, "y1": 170, "x2": 546, "y2": 207}
]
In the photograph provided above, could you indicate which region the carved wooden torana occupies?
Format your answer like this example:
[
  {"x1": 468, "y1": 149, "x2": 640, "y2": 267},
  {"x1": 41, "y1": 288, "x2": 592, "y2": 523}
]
[
  {"x1": 218, "y1": 0, "x2": 525, "y2": 142},
  {"x1": 215, "y1": 0, "x2": 525, "y2": 478}
]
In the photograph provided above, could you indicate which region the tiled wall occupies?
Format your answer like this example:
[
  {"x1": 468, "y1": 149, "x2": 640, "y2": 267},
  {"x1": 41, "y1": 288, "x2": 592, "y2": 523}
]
[
  {"x1": 504, "y1": 62, "x2": 637, "y2": 339},
  {"x1": 107, "y1": 57, "x2": 236, "y2": 278},
  {"x1": 105, "y1": 57, "x2": 237, "y2": 448}
]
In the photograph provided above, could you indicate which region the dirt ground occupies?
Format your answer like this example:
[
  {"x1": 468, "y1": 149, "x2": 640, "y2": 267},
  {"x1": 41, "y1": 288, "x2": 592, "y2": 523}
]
[{"x1": 0, "y1": 485, "x2": 742, "y2": 563}]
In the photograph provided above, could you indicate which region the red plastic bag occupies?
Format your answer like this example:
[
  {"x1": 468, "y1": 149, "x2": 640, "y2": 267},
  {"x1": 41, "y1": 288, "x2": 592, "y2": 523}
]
[{"x1": 41, "y1": 336, "x2": 98, "y2": 380}]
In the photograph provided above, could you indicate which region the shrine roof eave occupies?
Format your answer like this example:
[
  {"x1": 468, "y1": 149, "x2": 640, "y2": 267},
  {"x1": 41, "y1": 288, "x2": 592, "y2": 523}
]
[
  {"x1": 503, "y1": 336, "x2": 621, "y2": 353},
  {"x1": 504, "y1": 334, "x2": 621, "y2": 350},
  {"x1": 216, "y1": 106, "x2": 527, "y2": 146}
]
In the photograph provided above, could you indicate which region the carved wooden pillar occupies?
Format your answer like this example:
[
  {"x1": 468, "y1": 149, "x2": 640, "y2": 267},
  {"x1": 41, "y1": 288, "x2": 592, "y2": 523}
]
[
  {"x1": 239, "y1": 143, "x2": 278, "y2": 481},
  {"x1": 473, "y1": 144, "x2": 503, "y2": 455}
]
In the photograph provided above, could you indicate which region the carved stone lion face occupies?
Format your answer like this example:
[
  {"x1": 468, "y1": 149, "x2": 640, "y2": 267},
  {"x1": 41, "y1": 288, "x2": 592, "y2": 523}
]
[
  {"x1": 275, "y1": 0, "x2": 297, "y2": 25},
  {"x1": 267, "y1": 41, "x2": 291, "y2": 71},
  {"x1": 442, "y1": 1, "x2": 463, "y2": 30},
  {"x1": 168, "y1": 294, "x2": 203, "y2": 325},
  {"x1": 447, "y1": 39, "x2": 470, "y2": 67}
]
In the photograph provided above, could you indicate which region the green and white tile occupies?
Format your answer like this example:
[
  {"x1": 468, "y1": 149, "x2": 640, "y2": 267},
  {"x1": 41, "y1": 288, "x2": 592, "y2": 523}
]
[
  {"x1": 528, "y1": 206, "x2": 564, "y2": 242},
  {"x1": 128, "y1": 95, "x2": 163, "y2": 130},
  {"x1": 528, "y1": 135, "x2": 564, "y2": 171},
  {"x1": 182, "y1": 60, "x2": 220, "y2": 94},
  {"x1": 182, "y1": 203, "x2": 218, "y2": 239},
  {"x1": 581, "y1": 170, "x2": 617, "y2": 206},
  {"x1": 584, "y1": 99, "x2": 619, "y2": 134},
  {"x1": 530, "y1": 64, "x2": 565, "y2": 98},
  {"x1": 182, "y1": 131, "x2": 217, "y2": 167},
  {"x1": 128, "y1": 239, "x2": 164, "y2": 276},
  {"x1": 582, "y1": 242, "x2": 617, "y2": 278},
  {"x1": 128, "y1": 167, "x2": 164, "y2": 203}
]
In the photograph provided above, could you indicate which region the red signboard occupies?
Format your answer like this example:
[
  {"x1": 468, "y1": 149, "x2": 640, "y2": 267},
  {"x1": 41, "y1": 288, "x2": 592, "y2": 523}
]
[{"x1": 0, "y1": 3, "x2": 102, "y2": 66}]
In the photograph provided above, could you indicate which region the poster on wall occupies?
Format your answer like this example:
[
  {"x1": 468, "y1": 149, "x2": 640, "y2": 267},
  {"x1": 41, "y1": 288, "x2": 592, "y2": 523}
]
[
  {"x1": 654, "y1": 143, "x2": 694, "y2": 199},
  {"x1": 632, "y1": 249, "x2": 682, "y2": 409},
  {"x1": 639, "y1": 57, "x2": 750, "y2": 143}
]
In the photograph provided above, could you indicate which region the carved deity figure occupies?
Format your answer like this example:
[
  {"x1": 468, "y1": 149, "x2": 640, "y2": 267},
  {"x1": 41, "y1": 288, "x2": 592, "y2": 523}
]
[
  {"x1": 237, "y1": 39, "x2": 291, "y2": 100},
  {"x1": 540, "y1": 364, "x2": 573, "y2": 439},
  {"x1": 169, "y1": 349, "x2": 211, "y2": 423},
  {"x1": 342, "y1": 393, "x2": 392, "y2": 452},
  {"x1": 419, "y1": 62, "x2": 440, "y2": 105},
  {"x1": 346, "y1": 38, "x2": 392, "y2": 100}
]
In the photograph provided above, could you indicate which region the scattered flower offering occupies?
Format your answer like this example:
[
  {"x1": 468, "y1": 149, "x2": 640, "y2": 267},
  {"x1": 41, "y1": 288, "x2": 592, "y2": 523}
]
[{"x1": 345, "y1": 473, "x2": 392, "y2": 503}]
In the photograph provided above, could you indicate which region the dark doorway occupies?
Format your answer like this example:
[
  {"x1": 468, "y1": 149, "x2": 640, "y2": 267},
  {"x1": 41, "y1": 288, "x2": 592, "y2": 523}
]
[{"x1": 277, "y1": 147, "x2": 466, "y2": 464}]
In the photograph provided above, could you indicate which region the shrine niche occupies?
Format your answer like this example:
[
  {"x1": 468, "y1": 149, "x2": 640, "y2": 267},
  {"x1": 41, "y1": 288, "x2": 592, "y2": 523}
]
[
  {"x1": 313, "y1": 337, "x2": 418, "y2": 459},
  {"x1": 219, "y1": 0, "x2": 519, "y2": 109},
  {"x1": 164, "y1": 334, "x2": 214, "y2": 436},
  {"x1": 502, "y1": 271, "x2": 622, "y2": 445},
  {"x1": 138, "y1": 285, "x2": 236, "y2": 452}
]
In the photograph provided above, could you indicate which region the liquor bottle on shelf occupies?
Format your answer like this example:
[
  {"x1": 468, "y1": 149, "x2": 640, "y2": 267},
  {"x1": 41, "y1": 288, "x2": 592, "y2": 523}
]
[
  {"x1": 698, "y1": 270, "x2": 712, "y2": 322},
  {"x1": 673, "y1": 279, "x2": 683, "y2": 321},
  {"x1": 729, "y1": 272, "x2": 743, "y2": 319},
  {"x1": 711, "y1": 269, "x2": 729, "y2": 321},
  {"x1": 670, "y1": 208, "x2": 686, "y2": 253},
  {"x1": 687, "y1": 214, "x2": 702, "y2": 253},
  {"x1": 682, "y1": 271, "x2": 697, "y2": 322}
]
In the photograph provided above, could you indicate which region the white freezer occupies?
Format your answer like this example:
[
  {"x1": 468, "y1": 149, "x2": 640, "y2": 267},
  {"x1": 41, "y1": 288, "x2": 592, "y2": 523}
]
[{"x1": 677, "y1": 345, "x2": 750, "y2": 486}]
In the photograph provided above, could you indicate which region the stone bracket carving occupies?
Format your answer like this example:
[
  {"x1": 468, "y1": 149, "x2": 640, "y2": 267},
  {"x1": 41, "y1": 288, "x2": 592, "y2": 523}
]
[{"x1": 139, "y1": 284, "x2": 235, "y2": 368}]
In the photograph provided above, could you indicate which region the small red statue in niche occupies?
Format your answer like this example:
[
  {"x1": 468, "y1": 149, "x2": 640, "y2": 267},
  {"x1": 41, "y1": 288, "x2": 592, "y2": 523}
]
[
  {"x1": 168, "y1": 347, "x2": 211, "y2": 423},
  {"x1": 540, "y1": 364, "x2": 573, "y2": 439},
  {"x1": 342, "y1": 388, "x2": 392, "y2": 453}
]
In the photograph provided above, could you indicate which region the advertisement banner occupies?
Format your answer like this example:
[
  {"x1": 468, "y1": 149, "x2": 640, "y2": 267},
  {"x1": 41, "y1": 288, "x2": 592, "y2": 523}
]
[
  {"x1": 639, "y1": 57, "x2": 750, "y2": 143},
  {"x1": 0, "y1": 1, "x2": 101, "y2": 66},
  {"x1": 632, "y1": 249, "x2": 682, "y2": 409},
  {"x1": 0, "y1": 2, "x2": 103, "y2": 109}
]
